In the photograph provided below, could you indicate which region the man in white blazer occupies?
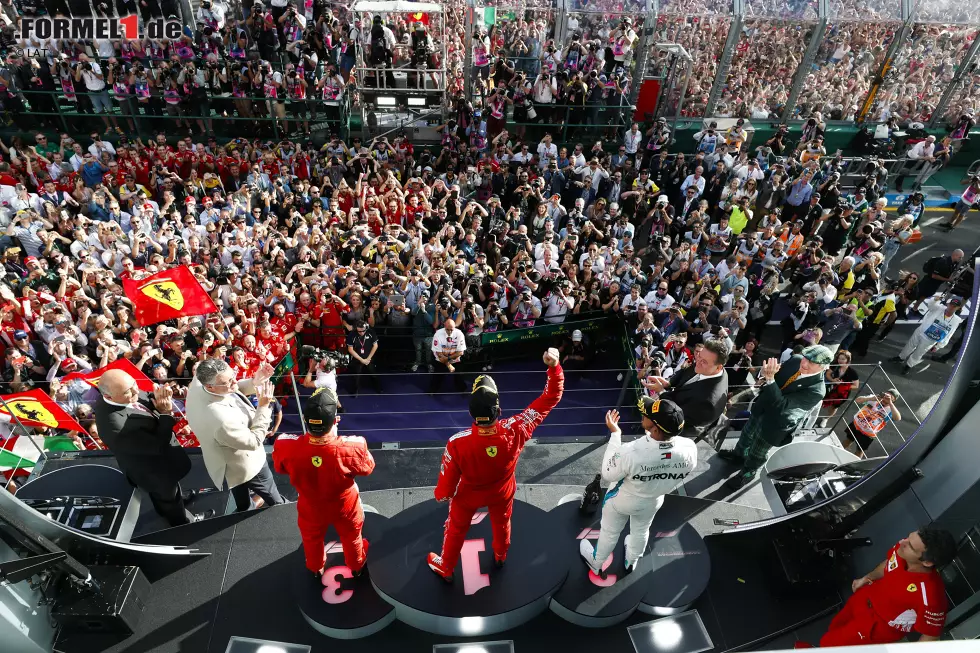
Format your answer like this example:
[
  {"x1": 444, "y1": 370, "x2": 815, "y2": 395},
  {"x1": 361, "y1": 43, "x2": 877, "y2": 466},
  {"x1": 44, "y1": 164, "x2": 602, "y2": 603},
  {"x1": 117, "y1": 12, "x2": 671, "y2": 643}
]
[{"x1": 186, "y1": 359, "x2": 285, "y2": 511}]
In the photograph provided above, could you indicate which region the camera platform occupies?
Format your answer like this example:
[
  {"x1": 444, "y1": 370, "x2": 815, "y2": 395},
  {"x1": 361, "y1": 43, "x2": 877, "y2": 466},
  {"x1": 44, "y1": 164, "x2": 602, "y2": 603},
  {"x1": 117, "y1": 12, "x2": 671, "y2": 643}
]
[
  {"x1": 368, "y1": 499, "x2": 569, "y2": 636},
  {"x1": 549, "y1": 495, "x2": 712, "y2": 627},
  {"x1": 289, "y1": 512, "x2": 395, "y2": 640}
]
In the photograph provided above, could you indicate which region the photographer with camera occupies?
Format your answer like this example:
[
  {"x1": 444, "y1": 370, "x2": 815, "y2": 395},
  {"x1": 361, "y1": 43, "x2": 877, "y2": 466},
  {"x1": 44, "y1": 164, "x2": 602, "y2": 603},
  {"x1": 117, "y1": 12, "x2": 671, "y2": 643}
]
[
  {"x1": 511, "y1": 287, "x2": 542, "y2": 328},
  {"x1": 430, "y1": 317, "x2": 467, "y2": 394},
  {"x1": 542, "y1": 278, "x2": 574, "y2": 324},
  {"x1": 412, "y1": 290, "x2": 436, "y2": 373},
  {"x1": 177, "y1": 61, "x2": 213, "y2": 136},
  {"x1": 72, "y1": 54, "x2": 121, "y2": 135}
]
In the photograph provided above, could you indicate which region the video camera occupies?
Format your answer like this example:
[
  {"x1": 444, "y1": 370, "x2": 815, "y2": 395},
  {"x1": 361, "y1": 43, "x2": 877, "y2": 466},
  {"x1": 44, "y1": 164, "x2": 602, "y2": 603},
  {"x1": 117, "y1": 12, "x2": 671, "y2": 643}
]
[{"x1": 300, "y1": 345, "x2": 350, "y2": 369}]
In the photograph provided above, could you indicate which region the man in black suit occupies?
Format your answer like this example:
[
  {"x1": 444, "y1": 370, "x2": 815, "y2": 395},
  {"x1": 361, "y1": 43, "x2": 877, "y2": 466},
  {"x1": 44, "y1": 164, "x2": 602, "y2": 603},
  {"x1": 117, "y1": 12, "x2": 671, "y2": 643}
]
[
  {"x1": 641, "y1": 336, "x2": 730, "y2": 442},
  {"x1": 94, "y1": 369, "x2": 207, "y2": 526}
]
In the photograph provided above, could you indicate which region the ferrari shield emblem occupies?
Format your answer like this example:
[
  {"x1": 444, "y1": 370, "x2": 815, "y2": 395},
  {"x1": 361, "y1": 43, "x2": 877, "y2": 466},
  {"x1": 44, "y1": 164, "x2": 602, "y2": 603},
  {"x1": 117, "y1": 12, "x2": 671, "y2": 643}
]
[
  {"x1": 311, "y1": 456, "x2": 323, "y2": 467},
  {"x1": 139, "y1": 280, "x2": 184, "y2": 310},
  {"x1": 907, "y1": 583, "x2": 917, "y2": 592},
  {"x1": 486, "y1": 446, "x2": 497, "y2": 458},
  {"x1": 3, "y1": 399, "x2": 58, "y2": 427}
]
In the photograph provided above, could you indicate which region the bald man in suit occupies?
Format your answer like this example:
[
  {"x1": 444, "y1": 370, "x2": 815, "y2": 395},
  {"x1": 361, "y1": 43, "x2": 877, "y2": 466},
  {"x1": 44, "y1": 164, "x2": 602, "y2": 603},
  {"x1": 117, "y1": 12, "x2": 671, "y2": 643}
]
[{"x1": 94, "y1": 369, "x2": 208, "y2": 526}]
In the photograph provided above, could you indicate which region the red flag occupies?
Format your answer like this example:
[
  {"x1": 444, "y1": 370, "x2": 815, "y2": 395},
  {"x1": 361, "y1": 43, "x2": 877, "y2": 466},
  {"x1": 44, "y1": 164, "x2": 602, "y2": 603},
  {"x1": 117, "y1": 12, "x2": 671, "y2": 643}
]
[
  {"x1": 62, "y1": 358, "x2": 155, "y2": 393},
  {"x1": 0, "y1": 389, "x2": 87, "y2": 433},
  {"x1": 408, "y1": 11, "x2": 429, "y2": 24},
  {"x1": 122, "y1": 265, "x2": 218, "y2": 326}
]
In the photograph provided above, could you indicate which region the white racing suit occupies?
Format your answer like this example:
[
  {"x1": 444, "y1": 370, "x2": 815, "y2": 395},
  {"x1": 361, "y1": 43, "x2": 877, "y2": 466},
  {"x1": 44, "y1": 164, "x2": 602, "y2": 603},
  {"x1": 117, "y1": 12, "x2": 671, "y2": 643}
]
[
  {"x1": 581, "y1": 431, "x2": 698, "y2": 572},
  {"x1": 899, "y1": 304, "x2": 963, "y2": 368}
]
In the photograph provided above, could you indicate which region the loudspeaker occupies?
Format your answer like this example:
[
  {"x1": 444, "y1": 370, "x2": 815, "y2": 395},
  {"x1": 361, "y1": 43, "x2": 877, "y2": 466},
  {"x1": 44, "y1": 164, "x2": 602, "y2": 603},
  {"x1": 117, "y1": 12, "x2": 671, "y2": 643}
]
[{"x1": 53, "y1": 565, "x2": 150, "y2": 634}]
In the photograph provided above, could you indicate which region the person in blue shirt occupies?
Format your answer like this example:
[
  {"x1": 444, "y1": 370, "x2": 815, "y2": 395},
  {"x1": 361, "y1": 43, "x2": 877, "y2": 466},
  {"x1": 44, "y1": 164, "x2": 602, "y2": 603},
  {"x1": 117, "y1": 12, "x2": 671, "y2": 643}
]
[
  {"x1": 784, "y1": 172, "x2": 814, "y2": 221},
  {"x1": 79, "y1": 153, "x2": 108, "y2": 187}
]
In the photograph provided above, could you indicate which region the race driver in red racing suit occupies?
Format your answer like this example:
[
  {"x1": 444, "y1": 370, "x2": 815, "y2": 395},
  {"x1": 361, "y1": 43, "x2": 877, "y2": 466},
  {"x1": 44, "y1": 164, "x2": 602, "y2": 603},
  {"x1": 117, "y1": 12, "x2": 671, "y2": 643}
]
[
  {"x1": 273, "y1": 387, "x2": 376, "y2": 579},
  {"x1": 427, "y1": 348, "x2": 563, "y2": 581},
  {"x1": 796, "y1": 527, "x2": 954, "y2": 648}
]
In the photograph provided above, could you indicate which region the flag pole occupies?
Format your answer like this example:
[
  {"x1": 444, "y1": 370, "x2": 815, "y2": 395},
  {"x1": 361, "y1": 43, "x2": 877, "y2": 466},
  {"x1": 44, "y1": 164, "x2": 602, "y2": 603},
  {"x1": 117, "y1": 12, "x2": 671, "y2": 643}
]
[
  {"x1": 81, "y1": 431, "x2": 103, "y2": 451},
  {"x1": 290, "y1": 372, "x2": 305, "y2": 433}
]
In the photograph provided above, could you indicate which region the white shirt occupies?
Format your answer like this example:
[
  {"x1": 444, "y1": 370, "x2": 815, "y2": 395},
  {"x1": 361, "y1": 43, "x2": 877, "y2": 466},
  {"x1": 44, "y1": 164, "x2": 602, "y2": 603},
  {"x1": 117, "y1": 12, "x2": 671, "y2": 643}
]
[
  {"x1": 623, "y1": 130, "x2": 642, "y2": 154},
  {"x1": 734, "y1": 164, "x2": 765, "y2": 183},
  {"x1": 915, "y1": 305, "x2": 963, "y2": 349},
  {"x1": 48, "y1": 160, "x2": 73, "y2": 181},
  {"x1": 532, "y1": 77, "x2": 558, "y2": 103},
  {"x1": 431, "y1": 328, "x2": 466, "y2": 359},
  {"x1": 79, "y1": 61, "x2": 106, "y2": 91},
  {"x1": 94, "y1": 39, "x2": 115, "y2": 59},
  {"x1": 907, "y1": 141, "x2": 935, "y2": 160},
  {"x1": 643, "y1": 291, "x2": 675, "y2": 311},
  {"x1": 89, "y1": 140, "x2": 116, "y2": 159},
  {"x1": 577, "y1": 253, "x2": 604, "y2": 274},
  {"x1": 600, "y1": 432, "x2": 698, "y2": 502},
  {"x1": 543, "y1": 292, "x2": 574, "y2": 324},
  {"x1": 534, "y1": 242, "x2": 559, "y2": 263},
  {"x1": 803, "y1": 281, "x2": 837, "y2": 304},
  {"x1": 314, "y1": 369, "x2": 337, "y2": 391},
  {"x1": 536, "y1": 142, "x2": 557, "y2": 167},
  {"x1": 678, "y1": 368, "x2": 725, "y2": 386}
]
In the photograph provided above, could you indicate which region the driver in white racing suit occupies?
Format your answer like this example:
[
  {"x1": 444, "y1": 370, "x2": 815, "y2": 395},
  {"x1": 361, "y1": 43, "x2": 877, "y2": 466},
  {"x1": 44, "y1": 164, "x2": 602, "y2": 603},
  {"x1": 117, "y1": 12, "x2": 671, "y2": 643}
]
[{"x1": 580, "y1": 397, "x2": 697, "y2": 578}]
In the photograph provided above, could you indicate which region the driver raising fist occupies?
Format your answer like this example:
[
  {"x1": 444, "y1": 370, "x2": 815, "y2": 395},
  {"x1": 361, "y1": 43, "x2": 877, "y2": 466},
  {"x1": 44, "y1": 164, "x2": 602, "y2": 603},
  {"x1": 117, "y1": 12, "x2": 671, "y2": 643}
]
[{"x1": 427, "y1": 348, "x2": 564, "y2": 581}]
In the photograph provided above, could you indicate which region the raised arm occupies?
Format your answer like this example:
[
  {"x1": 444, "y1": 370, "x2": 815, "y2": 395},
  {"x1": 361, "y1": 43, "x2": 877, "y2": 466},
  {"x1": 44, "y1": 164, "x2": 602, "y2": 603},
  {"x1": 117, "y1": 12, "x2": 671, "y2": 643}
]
[{"x1": 509, "y1": 348, "x2": 564, "y2": 444}]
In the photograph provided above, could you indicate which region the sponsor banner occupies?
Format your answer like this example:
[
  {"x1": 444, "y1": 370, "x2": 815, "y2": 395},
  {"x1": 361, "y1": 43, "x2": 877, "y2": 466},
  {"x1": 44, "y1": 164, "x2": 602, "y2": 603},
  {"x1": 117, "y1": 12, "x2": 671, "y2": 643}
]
[{"x1": 480, "y1": 316, "x2": 609, "y2": 347}]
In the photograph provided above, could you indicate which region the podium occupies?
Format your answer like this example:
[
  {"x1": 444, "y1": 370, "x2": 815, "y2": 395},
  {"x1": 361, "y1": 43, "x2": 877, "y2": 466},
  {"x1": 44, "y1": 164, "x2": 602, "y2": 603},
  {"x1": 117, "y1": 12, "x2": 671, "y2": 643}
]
[
  {"x1": 549, "y1": 496, "x2": 711, "y2": 627},
  {"x1": 368, "y1": 499, "x2": 569, "y2": 636},
  {"x1": 287, "y1": 495, "x2": 712, "y2": 638},
  {"x1": 288, "y1": 512, "x2": 395, "y2": 640}
]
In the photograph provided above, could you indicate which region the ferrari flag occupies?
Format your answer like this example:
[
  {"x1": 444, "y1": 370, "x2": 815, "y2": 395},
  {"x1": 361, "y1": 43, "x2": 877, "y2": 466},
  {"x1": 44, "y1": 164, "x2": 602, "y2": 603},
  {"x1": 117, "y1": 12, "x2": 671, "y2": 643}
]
[
  {"x1": 0, "y1": 389, "x2": 87, "y2": 433},
  {"x1": 408, "y1": 11, "x2": 429, "y2": 24},
  {"x1": 123, "y1": 265, "x2": 218, "y2": 326},
  {"x1": 62, "y1": 358, "x2": 155, "y2": 393}
]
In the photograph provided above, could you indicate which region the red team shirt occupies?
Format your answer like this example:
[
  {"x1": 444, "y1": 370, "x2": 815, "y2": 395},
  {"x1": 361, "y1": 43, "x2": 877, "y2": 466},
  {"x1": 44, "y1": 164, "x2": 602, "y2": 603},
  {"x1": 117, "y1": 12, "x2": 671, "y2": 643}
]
[
  {"x1": 272, "y1": 432, "x2": 376, "y2": 508},
  {"x1": 860, "y1": 543, "x2": 947, "y2": 639}
]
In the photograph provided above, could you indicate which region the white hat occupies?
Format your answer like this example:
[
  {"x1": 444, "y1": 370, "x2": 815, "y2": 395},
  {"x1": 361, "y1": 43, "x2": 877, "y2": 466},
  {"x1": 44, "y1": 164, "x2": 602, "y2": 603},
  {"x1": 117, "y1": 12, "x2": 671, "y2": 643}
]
[{"x1": 572, "y1": 330, "x2": 583, "y2": 341}]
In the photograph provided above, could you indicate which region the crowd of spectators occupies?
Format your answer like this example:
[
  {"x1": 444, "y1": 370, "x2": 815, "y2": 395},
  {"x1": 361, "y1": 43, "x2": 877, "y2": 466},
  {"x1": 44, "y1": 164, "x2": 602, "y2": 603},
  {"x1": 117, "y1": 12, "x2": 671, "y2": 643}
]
[
  {"x1": 0, "y1": 0, "x2": 977, "y2": 136},
  {"x1": 0, "y1": 0, "x2": 973, "y2": 485},
  {"x1": 0, "y1": 92, "x2": 966, "y2": 471}
]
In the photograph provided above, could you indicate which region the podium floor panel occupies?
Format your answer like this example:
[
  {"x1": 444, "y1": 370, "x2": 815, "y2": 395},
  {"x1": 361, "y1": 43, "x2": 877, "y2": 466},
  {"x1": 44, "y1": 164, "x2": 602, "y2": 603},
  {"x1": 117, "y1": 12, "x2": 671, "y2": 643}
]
[
  {"x1": 369, "y1": 499, "x2": 569, "y2": 636},
  {"x1": 289, "y1": 513, "x2": 395, "y2": 639}
]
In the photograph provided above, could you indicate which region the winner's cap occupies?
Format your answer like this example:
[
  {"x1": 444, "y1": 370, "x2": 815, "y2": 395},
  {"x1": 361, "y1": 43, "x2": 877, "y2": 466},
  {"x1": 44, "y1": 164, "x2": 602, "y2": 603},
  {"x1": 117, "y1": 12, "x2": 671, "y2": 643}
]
[
  {"x1": 636, "y1": 396, "x2": 685, "y2": 436},
  {"x1": 470, "y1": 374, "x2": 500, "y2": 425},
  {"x1": 306, "y1": 387, "x2": 339, "y2": 434}
]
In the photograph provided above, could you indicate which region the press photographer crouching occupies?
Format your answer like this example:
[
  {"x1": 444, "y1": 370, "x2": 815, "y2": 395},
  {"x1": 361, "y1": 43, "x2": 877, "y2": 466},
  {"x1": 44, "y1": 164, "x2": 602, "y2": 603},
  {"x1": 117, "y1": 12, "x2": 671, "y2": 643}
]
[{"x1": 559, "y1": 329, "x2": 593, "y2": 374}]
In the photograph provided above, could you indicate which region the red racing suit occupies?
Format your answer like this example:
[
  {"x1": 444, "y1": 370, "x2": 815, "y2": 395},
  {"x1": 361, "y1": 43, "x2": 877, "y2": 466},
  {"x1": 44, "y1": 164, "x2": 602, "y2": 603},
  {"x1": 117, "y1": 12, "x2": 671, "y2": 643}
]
[
  {"x1": 272, "y1": 432, "x2": 376, "y2": 572},
  {"x1": 820, "y1": 543, "x2": 947, "y2": 647},
  {"x1": 434, "y1": 365, "x2": 564, "y2": 570}
]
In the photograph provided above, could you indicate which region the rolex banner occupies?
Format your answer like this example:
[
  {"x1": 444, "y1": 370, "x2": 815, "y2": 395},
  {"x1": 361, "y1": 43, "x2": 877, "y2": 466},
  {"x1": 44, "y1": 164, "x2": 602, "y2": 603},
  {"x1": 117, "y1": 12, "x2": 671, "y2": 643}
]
[
  {"x1": 123, "y1": 265, "x2": 218, "y2": 326},
  {"x1": 0, "y1": 389, "x2": 87, "y2": 433},
  {"x1": 62, "y1": 358, "x2": 155, "y2": 393},
  {"x1": 480, "y1": 316, "x2": 610, "y2": 347}
]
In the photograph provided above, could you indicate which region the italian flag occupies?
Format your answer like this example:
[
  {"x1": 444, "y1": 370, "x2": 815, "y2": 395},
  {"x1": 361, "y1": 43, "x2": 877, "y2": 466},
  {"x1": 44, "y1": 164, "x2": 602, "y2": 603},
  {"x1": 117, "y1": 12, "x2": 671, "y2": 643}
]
[{"x1": 0, "y1": 435, "x2": 79, "y2": 479}]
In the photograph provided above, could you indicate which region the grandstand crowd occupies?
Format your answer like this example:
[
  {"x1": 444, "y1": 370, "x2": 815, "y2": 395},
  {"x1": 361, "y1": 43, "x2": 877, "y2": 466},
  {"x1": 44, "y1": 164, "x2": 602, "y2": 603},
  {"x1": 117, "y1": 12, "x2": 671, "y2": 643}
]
[{"x1": 0, "y1": 0, "x2": 973, "y2": 483}]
